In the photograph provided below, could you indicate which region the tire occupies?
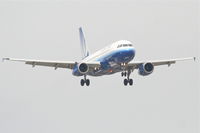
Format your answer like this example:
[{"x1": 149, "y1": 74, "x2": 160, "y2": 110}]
[
  {"x1": 86, "y1": 79, "x2": 90, "y2": 86},
  {"x1": 124, "y1": 79, "x2": 128, "y2": 86},
  {"x1": 121, "y1": 72, "x2": 124, "y2": 77},
  {"x1": 129, "y1": 79, "x2": 133, "y2": 86},
  {"x1": 81, "y1": 79, "x2": 85, "y2": 86}
]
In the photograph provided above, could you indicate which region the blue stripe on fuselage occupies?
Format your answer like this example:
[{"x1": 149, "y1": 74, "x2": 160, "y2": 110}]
[
  {"x1": 73, "y1": 47, "x2": 135, "y2": 76},
  {"x1": 97, "y1": 47, "x2": 135, "y2": 63}
]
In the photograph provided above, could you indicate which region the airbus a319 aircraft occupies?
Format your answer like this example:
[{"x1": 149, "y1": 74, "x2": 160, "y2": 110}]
[{"x1": 3, "y1": 27, "x2": 195, "y2": 86}]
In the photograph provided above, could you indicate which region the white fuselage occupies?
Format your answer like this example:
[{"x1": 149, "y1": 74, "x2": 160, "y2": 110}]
[{"x1": 72, "y1": 40, "x2": 136, "y2": 76}]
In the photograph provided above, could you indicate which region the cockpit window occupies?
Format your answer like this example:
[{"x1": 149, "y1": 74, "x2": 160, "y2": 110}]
[{"x1": 117, "y1": 44, "x2": 132, "y2": 48}]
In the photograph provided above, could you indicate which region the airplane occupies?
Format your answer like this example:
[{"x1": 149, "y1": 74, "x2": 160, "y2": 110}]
[{"x1": 3, "y1": 27, "x2": 196, "y2": 86}]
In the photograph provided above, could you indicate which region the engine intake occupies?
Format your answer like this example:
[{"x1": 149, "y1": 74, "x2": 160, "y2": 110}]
[
  {"x1": 138, "y1": 62, "x2": 154, "y2": 76},
  {"x1": 78, "y1": 63, "x2": 89, "y2": 74}
]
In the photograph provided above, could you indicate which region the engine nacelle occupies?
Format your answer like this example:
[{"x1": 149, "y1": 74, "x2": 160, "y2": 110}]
[
  {"x1": 78, "y1": 63, "x2": 89, "y2": 74},
  {"x1": 138, "y1": 62, "x2": 154, "y2": 76}
]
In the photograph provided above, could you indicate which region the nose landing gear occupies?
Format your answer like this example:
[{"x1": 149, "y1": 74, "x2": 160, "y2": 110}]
[
  {"x1": 123, "y1": 78, "x2": 133, "y2": 86},
  {"x1": 122, "y1": 69, "x2": 133, "y2": 86}
]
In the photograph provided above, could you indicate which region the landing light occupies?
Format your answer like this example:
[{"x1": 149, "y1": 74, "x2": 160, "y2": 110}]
[
  {"x1": 121, "y1": 63, "x2": 126, "y2": 66},
  {"x1": 94, "y1": 67, "x2": 99, "y2": 70}
]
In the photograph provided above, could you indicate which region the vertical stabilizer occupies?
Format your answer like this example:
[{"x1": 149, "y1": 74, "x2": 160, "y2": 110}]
[{"x1": 79, "y1": 27, "x2": 89, "y2": 59}]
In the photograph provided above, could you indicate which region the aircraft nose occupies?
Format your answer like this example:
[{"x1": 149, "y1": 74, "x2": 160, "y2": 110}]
[
  {"x1": 119, "y1": 47, "x2": 135, "y2": 62},
  {"x1": 126, "y1": 48, "x2": 135, "y2": 57}
]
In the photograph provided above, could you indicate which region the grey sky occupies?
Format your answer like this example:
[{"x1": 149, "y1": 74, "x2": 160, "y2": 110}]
[{"x1": 0, "y1": 0, "x2": 199, "y2": 133}]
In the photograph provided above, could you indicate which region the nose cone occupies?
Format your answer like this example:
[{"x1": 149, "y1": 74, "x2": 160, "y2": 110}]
[
  {"x1": 126, "y1": 47, "x2": 135, "y2": 57},
  {"x1": 118, "y1": 47, "x2": 135, "y2": 63},
  {"x1": 125, "y1": 48, "x2": 135, "y2": 61}
]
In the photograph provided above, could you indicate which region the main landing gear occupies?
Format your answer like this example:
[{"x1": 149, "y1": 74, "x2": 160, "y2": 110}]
[
  {"x1": 121, "y1": 70, "x2": 133, "y2": 86},
  {"x1": 80, "y1": 75, "x2": 90, "y2": 86},
  {"x1": 121, "y1": 71, "x2": 127, "y2": 77}
]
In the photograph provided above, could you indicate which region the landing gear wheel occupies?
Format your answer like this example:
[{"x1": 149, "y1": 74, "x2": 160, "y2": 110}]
[
  {"x1": 86, "y1": 79, "x2": 90, "y2": 86},
  {"x1": 121, "y1": 72, "x2": 127, "y2": 77},
  {"x1": 80, "y1": 79, "x2": 85, "y2": 86},
  {"x1": 124, "y1": 79, "x2": 128, "y2": 86},
  {"x1": 124, "y1": 72, "x2": 127, "y2": 77},
  {"x1": 129, "y1": 79, "x2": 133, "y2": 86}
]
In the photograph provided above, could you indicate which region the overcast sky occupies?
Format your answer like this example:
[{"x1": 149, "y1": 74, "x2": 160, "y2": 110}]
[{"x1": 0, "y1": 0, "x2": 199, "y2": 133}]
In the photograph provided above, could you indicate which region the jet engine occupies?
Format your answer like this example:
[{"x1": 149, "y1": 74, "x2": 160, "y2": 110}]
[
  {"x1": 138, "y1": 62, "x2": 154, "y2": 76},
  {"x1": 78, "y1": 63, "x2": 89, "y2": 74}
]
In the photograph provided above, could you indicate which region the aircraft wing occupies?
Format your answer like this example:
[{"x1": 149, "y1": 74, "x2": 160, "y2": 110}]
[
  {"x1": 127, "y1": 57, "x2": 196, "y2": 69},
  {"x1": 2, "y1": 58, "x2": 76, "y2": 69},
  {"x1": 2, "y1": 58, "x2": 101, "y2": 70}
]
